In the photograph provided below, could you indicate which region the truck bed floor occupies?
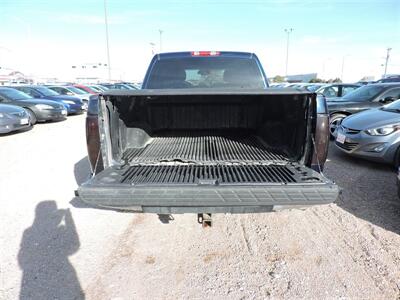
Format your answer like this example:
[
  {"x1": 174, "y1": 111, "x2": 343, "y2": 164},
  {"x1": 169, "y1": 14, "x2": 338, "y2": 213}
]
[{"x1": 122, "y1": 133, "x2": 289, "y2": 164}]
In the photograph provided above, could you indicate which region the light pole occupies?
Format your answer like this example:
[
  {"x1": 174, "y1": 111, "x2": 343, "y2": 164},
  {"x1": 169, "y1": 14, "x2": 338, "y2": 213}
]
[
  {"x1": 284, "y1": 28, "x2": 293, "y2": 77},
  {"x1": 159, "y1": 29, "x2": 163, "y2": 52},
  {"x1": 383, "y1": 47, "x2": 392, "y2": 78},
  {"x1": 104, "y1": 0, "x2": 112, "y2": 82}
]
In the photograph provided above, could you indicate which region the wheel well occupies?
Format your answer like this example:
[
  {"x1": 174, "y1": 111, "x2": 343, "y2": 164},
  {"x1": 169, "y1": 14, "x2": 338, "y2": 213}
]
[{"x1": 330, "y1": 111, "x2": 351, "y2": 117}]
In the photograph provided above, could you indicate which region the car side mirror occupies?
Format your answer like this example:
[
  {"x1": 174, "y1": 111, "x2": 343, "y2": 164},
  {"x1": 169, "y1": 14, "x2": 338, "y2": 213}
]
[{"x1": 66, "y1": 92, "x2": 74, "y2": 95}]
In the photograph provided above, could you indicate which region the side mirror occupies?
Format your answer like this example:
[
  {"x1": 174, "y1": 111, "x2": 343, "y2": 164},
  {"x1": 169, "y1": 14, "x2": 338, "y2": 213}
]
[{"x1": 66, "y1": 92, "x2": 74, "y2": 96}]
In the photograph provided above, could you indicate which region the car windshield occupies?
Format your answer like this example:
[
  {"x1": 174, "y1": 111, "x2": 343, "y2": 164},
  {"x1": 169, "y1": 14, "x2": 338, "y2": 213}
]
[
  {"x1": 67, "y1": 86, "x2": 86, "y2": 94},
  {"x1": 340, "y1": 85, "x2": 385, "y2": 101},
  {"x1": 0, "y1": 89, "x2": 32, "y2": 100},
  {"x1": 382, "y1": 99, "x2": 400, "y2": 111},
  {"x1": 35, "y1": 86, "x2": 59, "y2": 96},
  {"x1": 146, "y1": 56, "x2": 265, "y2": 89}
]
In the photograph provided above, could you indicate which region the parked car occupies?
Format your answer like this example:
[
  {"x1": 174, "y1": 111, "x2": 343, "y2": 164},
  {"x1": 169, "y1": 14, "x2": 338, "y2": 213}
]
[
  {"x1": 315, "y1": 83, "x2": 360, "y2": 98},
  {"x1": 48, "y1": 86, "x2": 91, "y2": 104},
  {"x1": 327, "y1": 83, "x2": 400, "y2": 137},
  {"x1": 73, "y1": 84, "x2": 98, "y2": 95},
  {"x1": 335, "y1": 99, "x2": 400, "y2": 167},
  {"x1": 0, "y1": 87, "x2": 67, "y2": 124},
  {"x1": 12, "y1": 85, "x2": 85, "y2": 115},
  {"x1": 286, "y1": 83, "x2": 326, "y2": 92},
  {"x1": 0, "y1": 104, "x2": 31, "y2": 134},
  {"x1": 99, "y1": 83, "x2": 138, "y2": 90},
  {"x1": 376, "y1": 75, "x2": 400, "y2": 83},
  {"x1": 78, "y1": 51, "x2": 338, "y2": 218}
]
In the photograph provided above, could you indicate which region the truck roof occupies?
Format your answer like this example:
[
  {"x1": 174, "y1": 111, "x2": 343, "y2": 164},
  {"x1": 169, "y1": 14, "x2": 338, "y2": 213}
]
[
  {"x1": 154, "y1": 51, "x2": 255, "y2": 60},
  {"x1": 102, "y1": 88, "x2": 313, "y2": 97}
]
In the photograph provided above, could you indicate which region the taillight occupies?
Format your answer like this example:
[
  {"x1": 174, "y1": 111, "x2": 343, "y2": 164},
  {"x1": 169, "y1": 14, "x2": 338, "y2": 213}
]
[{"x1": 191, "y1": 51, "x2": 220, "y2": 56}]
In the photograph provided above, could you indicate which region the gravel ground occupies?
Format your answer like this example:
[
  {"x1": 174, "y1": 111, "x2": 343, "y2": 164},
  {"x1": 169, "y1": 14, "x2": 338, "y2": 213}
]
[{"x1": 1, "y1": 114, "x2": 400, "y2": 299}]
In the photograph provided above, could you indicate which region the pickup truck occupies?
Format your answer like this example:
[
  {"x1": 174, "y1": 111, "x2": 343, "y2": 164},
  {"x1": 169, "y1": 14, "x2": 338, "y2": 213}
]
[{"x1": 78, "y1": 51, "x2": 338, "y2": 217}]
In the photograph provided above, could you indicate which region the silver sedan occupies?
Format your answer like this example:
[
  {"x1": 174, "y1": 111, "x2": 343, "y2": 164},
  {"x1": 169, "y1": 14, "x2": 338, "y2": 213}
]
[
  {"x1": 0, "y1": 104, "x2": 31, "y2": 134},
  {"x1": 335, "y1": 99, "x2": 400, "y2": 166}
]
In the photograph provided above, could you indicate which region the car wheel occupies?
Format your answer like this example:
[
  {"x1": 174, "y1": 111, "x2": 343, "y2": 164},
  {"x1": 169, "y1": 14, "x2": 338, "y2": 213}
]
[
  {"x1": 329, "y1": 113, "x2": 347, "y2": 140},
  {"x1": 26, "y1": 108, "x2": 37, "y2": 125}
]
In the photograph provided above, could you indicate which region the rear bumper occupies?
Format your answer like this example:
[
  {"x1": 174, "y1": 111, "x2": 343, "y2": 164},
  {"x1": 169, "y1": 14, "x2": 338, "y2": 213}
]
[{"x1": 77, "y1": 182, "x2": 339, "y2": 213}]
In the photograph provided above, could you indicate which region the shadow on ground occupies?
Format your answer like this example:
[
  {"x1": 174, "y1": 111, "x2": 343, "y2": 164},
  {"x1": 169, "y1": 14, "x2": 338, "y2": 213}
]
[
  {"x1": 325, "y1": 142, "x2": 400, "y2": 235},
  {"x1": 18, "y1": 201, "x2": 84, "y2": 299}
]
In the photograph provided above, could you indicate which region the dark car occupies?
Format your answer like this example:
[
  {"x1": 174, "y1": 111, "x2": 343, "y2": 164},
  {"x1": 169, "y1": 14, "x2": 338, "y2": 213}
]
[
  {"x1": 0, "y1": 104, "x2": 31, "y2": 134},
  {"x1": 376, "y1": 75, "x2": 400, "y2": 83},
  {"x1": 327, "y1": 83, "x2": 400, "y2": 137},
  {"x1": 315, "y1": 83, "x2": 360, "y2": 98},
  {"x1": 12, "y1": 85, "x2": 85, "y2": 115},
  {"x1": 0, "y1": 88, "x2": 67, "y2": 124}
]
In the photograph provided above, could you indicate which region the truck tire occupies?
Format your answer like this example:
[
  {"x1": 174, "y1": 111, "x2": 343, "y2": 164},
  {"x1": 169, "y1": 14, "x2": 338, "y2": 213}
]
[
  {"x1": 329, "y1": 113, "x2": 347, "y2": 140},
  {"x1": 26, "y1": 108, "x2": 37, "y2": 125}
]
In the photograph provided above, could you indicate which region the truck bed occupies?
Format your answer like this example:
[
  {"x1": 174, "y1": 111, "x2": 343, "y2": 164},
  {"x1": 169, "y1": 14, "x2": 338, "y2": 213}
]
[
  {"x1": 78, "y1": 90, "x2": 338, "y2": 212},
  {"x1": 122, "y1": 131, "x2": 288, "y2": 165}
]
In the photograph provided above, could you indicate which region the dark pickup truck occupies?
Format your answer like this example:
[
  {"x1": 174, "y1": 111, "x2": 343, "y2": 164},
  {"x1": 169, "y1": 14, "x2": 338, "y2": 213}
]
[{"x1": 77, "y1": 51, "x2": 338, "y2": 215}]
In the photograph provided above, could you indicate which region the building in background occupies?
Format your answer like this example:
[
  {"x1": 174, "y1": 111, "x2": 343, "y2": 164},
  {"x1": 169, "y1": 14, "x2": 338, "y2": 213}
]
[{"x1": 0, "y1": 68, "x2": 33, "y2": 85}]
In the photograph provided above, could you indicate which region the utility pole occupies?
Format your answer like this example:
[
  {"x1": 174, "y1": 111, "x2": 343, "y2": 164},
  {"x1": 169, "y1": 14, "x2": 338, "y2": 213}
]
[
  {"x1": 104, "y1": 0, "x2": 112, "y2": 82},
  {"x1": 159, "y1": 29, "x2": 163, "y2": 52},
  {"x1": 284, "y1": 28, "x2": 293, "y2": 77},
  {"x1": 383, "y1": 47, "x2": 392, "y2": 78}
]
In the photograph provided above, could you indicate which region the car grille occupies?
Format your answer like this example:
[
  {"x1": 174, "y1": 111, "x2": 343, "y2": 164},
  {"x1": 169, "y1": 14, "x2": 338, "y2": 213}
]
[
  {"x1": 340, "y1": 125, "x2": 360, "y2": 134},
  {"x1": 336, "y1": 141, "x2": 358, "y2": 151}
]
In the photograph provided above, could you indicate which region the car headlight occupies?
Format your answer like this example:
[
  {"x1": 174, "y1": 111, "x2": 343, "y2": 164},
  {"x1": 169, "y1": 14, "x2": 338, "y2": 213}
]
[
  {"x1": 62, "y1": 100, "x2": 75, "y2": 105},
  {"x1": 365, "y1": 125, "x2": 400, "y2": 136},
  {"x1": 35, "y1": 104, "x2": 54, "y2": 110}
]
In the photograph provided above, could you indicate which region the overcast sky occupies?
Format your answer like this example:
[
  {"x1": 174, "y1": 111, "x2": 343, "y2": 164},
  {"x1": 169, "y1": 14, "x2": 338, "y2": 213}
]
[{"x1": 0, "y1": 0, "x2": 399, "y2": 82}]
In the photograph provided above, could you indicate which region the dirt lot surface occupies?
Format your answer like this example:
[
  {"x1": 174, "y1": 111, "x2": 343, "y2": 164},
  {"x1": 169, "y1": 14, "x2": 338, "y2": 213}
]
[{"x1": 1, "y1": 114, "x2": 400, "y2": 300}]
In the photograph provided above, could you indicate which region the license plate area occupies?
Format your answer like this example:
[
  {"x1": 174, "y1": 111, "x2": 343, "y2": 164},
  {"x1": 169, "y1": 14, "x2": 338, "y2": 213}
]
[{"x1": 336, "y1": 132, "x2": 346, "y2": 144}]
